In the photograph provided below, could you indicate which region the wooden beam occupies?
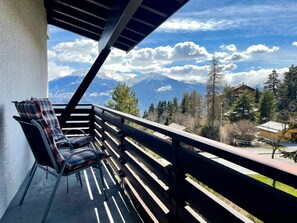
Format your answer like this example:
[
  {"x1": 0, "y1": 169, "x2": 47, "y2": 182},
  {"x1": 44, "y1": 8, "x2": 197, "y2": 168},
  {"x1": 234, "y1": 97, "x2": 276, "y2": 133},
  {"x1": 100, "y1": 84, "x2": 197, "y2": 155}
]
[
  {"x1": 59, "y1": 0, "x2": 143, "y2": 127},
  {"x1": 59, "y1": 48, "x2": 110, "y2": 127},
  {"x1": 98, "y1": 0, "x2": 143, "y2": 53}
]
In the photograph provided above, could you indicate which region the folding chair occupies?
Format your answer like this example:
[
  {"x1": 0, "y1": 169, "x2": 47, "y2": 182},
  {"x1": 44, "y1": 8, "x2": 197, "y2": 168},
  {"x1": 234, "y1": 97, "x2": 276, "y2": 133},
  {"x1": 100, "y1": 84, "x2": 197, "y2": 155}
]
[
  {"x1": 14, "y1": 115, "x2": 109, "y2": 223},
  {"x1": 13, "y1": 98, "x2": 94, "y2": 149}
]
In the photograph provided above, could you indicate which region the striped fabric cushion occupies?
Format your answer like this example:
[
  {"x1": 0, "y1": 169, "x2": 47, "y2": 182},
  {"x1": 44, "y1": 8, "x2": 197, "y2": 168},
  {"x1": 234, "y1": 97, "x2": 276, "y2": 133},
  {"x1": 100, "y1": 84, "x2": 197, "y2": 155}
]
[
  {"x1": 35, "y1": 118, "x2": 65, "y2": 165},
  {"x1": 15, "y1": 100, "x2": 42, "y2": 120},
  {"x1": 31, "y1": 98, "x2": 64, "y2": 140},
  {"x1": 15, "y1": 98, "x2": 64, "y2": 141},
  {"x1": 59, "y1": 148, "x2": 99, "y2": 171}
]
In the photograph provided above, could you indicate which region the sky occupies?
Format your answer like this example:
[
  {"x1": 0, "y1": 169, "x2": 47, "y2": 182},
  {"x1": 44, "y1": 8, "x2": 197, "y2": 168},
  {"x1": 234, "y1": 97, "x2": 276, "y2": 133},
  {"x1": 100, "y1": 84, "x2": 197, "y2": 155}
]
[{"x1": 47, "y1": 0, "x2": 297, "y2": 88}]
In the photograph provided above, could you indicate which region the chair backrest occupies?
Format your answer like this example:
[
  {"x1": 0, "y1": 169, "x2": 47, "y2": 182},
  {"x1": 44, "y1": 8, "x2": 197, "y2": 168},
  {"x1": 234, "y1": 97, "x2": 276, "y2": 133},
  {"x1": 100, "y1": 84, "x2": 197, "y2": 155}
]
[
  {"x1": 14, "y1": 116, "x2": 60, "y2": 171},
  {"x1": 14, "y1": 98, "x2": 64, "y2": 141}
]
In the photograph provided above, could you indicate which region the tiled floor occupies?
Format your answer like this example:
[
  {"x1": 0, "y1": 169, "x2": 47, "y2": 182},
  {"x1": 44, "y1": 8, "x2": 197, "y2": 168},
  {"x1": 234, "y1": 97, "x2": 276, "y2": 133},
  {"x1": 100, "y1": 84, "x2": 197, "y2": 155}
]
[{"x1": 1, "y1": 161, "x2": 143, "y2": 223}]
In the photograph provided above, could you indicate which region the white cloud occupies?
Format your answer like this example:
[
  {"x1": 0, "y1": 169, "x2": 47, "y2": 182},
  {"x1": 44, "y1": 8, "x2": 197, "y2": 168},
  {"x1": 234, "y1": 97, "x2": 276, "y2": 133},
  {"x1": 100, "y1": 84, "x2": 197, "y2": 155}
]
[
  {"x1": 97, "y1": 72, "x2": 137, "y2": 82},
  {"x1": 48, "y1": 37, "x2": 286, "y2": 86},
  {"x1": 48, "y1": 62, "x2": 74, "y2": 81},
  {"x1": 219, "y1": 44, "x2": 237, "y2": 52},
  {"x1": 53, "y1": 38, "x2": 98, "y2": 64},
  {"x1": 161, "y1": 65, "x2": 209, "y2": 83},
  {"x1": 292, "y1": 41, "x2": 297, "y2": 47},
  {"x1": 225, "y1": 67, "x2": 288, "y2": 87},
  {"x1": 47, "y1": 49, "x2": 57, "y2": 59},
  {"x1": 159, "y1": 18, "x2": 239, "y2": 32},
  {"x1": 246, "y1": 44, "x2": 279, "y2": 54},
  {"x1": 222, "y1": 52, "x2": 248, "y2": 62},
  {"x1": 155, "y1": 85, "x2": 172, "y2": 92}
]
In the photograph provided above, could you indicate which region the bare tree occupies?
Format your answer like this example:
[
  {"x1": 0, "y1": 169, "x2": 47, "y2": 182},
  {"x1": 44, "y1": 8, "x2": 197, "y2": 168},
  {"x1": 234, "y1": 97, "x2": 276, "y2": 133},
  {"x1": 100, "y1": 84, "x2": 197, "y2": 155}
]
[{"x1": 206, "y1": 56, "x2": 224, "y2": 136}]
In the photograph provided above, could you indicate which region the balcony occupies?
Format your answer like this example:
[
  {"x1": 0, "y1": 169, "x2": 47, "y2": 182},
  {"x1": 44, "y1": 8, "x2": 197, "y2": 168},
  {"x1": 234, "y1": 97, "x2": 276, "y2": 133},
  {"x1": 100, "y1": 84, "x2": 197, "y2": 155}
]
[{"x1": 3, "y1": 104, "x2": 297, "y2": 222}]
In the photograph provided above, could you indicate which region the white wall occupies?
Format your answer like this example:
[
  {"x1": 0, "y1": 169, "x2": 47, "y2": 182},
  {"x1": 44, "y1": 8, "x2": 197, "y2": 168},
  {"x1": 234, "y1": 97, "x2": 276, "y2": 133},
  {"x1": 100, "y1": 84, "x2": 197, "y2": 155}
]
[{"x1": 0, "y1": 0, "x2": 47, "y2": 218}]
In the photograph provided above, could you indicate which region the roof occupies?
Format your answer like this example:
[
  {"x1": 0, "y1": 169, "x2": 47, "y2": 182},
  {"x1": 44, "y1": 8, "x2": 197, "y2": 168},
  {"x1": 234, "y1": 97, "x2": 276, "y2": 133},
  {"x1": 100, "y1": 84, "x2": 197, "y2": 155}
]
[
  {"x1": 153, "y1": 123, "x2": 187, "y2": 140},
  {"x1": 44, "y1": 0, "x2": 189, "y2": 52},
  {"x1": 233, "y1": 83, "x2": 255, "y2": 92},
  {"x1": 257, "y1": 121, "x2": 288, "y2": 133}
]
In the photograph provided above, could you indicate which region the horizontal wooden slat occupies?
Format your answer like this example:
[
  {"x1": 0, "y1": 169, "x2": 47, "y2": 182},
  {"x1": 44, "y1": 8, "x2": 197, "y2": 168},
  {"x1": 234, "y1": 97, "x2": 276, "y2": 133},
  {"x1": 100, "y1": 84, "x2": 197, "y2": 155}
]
[
  {"x1": 176, "y1": 206, "x2": 203, "y2": 223},
  {"x1": 62, "y1": 122, "x2": 91, "y2": 129},
  {"x1": 102, "y1": 111, "x2": 123, "y2": 129},
  {"x1": 122, "y1": 151, "x2": 171, "y2": 209},
  {"x1": 102, "y1": 122, "x2": 121, "y2": 142},
  {"x1": 178, "y1": 147, "x2": 297, "y2": 222},
  {"x1": 123, "y1": 123, "x2": 172, "y2": 162},
  {"x1": 93, "y1": 107, "x2": 103, "y2": 118},
  {"x1": 123, "y1": 179, "x2": 155, "y2": 223},
  {"x1": 55, "y1": 108, "x2": 92, "y2": 114},
  {"x1": 178, "y1": 178, "x2": 246, "y2": 223},
  {"x1": 123, "y1": 138, "x2": 171, "y2": 186},
  {"x1": 122, "y1": 165, "x2": 170, "y2": 223}
]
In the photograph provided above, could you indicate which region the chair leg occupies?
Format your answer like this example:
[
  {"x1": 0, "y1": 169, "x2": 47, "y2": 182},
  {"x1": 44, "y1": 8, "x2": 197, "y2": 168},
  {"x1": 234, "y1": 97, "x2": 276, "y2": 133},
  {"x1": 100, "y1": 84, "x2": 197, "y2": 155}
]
[
  {"x1": 41, "y1": 173, "x2": 63, "y2": 223},
  {"x1": 29, "y1": 161, "x2": 37, "y2": 176},
  {"x1": 19, "y1": 164, "x2": 37, "y2": 205},
  {"x1": 78, "y1": 172, "x2": 83, "y2": 186},
  {"x1": 98, "y1": 162, "x2": 107, "y2": 201},
  {"x1": 66, "y1": 176, "x2": 69, "y2": 193}
]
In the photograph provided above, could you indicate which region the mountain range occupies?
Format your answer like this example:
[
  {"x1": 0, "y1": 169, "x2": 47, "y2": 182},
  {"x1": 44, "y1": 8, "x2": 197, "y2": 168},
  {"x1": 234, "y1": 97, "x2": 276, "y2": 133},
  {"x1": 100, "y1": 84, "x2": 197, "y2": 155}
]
[{"x1": 49, "y1": 73, "x2": 206, "y2": 114}]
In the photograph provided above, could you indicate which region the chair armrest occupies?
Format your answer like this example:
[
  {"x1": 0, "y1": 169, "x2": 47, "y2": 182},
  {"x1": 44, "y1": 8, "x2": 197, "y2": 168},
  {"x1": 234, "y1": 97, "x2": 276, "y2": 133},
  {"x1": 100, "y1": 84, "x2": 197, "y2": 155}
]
[{"x1": 64, "y1": 129, "x2": 87, "y2": 136}]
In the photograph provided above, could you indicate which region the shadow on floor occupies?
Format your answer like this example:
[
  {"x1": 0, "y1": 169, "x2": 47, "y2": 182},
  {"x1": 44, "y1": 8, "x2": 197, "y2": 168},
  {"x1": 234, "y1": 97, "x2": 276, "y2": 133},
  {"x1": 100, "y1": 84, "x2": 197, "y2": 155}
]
[{"x1": 1, "y1": 161, "x2": 143, "y2": 223}]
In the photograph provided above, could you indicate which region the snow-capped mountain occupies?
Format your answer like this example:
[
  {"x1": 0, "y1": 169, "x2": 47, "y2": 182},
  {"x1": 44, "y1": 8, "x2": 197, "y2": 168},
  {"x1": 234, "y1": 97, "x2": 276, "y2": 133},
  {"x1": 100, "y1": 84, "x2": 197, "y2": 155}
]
[{"x1": 49, "y1": 73, "x2": 205, "y2": 114}]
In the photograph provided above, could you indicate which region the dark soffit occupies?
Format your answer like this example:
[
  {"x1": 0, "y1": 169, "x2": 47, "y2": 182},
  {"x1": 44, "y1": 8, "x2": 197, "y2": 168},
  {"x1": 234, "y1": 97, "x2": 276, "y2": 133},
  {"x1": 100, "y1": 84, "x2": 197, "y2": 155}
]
[{"x1": 44, "y1": 0, "x2": 189, "y2": 52}]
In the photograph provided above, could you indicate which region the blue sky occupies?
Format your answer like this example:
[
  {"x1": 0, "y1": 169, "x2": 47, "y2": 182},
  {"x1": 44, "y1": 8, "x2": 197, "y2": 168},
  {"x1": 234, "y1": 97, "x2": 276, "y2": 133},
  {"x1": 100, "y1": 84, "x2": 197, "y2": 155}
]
[{"x1": 48, "y1": 0, "x2": 297, "y2": 87}]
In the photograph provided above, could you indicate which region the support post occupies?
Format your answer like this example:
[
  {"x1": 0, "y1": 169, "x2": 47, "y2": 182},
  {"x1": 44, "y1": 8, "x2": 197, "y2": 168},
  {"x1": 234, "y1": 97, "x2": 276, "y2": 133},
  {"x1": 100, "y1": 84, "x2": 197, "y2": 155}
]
[{"x1": 59, "y1": 48, "x2": 110, "y2": 127}]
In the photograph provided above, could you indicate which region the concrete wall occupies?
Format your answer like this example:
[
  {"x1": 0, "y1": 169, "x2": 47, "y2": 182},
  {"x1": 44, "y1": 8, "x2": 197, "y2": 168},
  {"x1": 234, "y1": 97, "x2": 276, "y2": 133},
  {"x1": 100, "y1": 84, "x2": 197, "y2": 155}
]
[{"x1": 0, "y1": 0, "x2": 47, "y2": 218}]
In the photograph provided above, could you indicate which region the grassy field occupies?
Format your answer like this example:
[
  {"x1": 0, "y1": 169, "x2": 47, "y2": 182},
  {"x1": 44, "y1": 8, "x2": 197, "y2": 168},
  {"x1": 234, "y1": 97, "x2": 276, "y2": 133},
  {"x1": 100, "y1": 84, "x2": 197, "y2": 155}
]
[{"x1": 249, "y1": 174, "x2": 297, "y2": 197}]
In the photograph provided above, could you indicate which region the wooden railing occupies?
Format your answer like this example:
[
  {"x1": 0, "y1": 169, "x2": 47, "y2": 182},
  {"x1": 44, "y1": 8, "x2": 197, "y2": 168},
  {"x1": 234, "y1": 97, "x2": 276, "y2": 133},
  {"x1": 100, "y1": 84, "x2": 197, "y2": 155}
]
[{"x1": 55, "y1": 104, "x2": 297, "y2": 223}]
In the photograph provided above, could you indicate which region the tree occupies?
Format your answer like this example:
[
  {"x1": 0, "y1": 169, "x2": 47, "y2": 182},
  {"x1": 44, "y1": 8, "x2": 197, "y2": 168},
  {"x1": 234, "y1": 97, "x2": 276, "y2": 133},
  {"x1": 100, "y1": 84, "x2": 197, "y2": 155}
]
[
  {"x1": 254, "y1": 86, "x2": 261, "y2": 105},
  {"x1": 259, "y1": 90, "x2": 275, "y2": 123},
  {"x1": 278, "y1": 65, "x2": 297, "y2": 112},
  {"x1": 206, "y1": 56, "x2": 224, "y2": 134},
  {"x1": 105, "y1": 83, "x2": 139, "y2": 116},
  {"x1": 181, "y1": 92, "x2": 190, "y2": 114},
  {"x1": 264, "y1": 69, "x2": 279, "y2": 97},
  {"x1": 222, "y1": 85, "x2": 235, "y2": 110},
  {"x1": 229, "y1": 90, "x2": 255, "y2": 122},
  {"x1": 226, "y1": 120, "x2": 257, "y2": 146}
]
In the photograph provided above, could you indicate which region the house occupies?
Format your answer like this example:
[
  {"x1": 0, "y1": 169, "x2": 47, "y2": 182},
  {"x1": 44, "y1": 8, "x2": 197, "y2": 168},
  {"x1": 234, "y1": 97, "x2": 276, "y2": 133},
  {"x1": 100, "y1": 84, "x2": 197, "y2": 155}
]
[
  {"x1": 232, "y1": 83, "x2": 256, "y2": 98},
  {"x1": 257, "y1": 121, "x2": 297, "y2": 142}
]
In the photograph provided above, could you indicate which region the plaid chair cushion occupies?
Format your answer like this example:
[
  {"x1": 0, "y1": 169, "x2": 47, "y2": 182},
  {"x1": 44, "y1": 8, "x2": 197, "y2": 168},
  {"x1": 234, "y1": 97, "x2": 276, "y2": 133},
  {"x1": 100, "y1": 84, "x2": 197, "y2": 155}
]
[
  {"x1": 35, "y1": 118, "x2": 65, "y2": 165},
  {"x1": 15, "y1": 100, "x2": 42, "y2": 120},
  {"x1": 57, "y1": 135, "x2": 94, "y2": 148},
  {"x1": 59, "y1": 148, "x2": 106, "y2": 171},
  {"x1": 31, "y1": 98, "x2": 64, "y2": 141}
]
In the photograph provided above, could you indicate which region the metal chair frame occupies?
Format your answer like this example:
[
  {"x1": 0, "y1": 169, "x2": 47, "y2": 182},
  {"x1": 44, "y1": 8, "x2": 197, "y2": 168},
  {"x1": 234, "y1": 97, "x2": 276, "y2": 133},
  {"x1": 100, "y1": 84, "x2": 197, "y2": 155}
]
[{"x1": 14, "y1": 116, "x2": 107, "y2": 223}]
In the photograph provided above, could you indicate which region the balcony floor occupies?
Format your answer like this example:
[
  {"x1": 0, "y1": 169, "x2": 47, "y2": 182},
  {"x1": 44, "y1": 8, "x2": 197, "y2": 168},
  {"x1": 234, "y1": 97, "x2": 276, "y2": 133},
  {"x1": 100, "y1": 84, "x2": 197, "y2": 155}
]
[{"x1": 1, "y1": 161, "x2": 143, "y2": 223}]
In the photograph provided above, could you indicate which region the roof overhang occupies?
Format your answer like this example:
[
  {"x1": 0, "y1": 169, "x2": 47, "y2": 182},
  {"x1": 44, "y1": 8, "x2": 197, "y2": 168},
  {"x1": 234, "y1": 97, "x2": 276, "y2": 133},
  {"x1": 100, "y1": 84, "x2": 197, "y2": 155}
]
[{"x1": 44, "y1": 0, "x2": 189, "y2": 52}]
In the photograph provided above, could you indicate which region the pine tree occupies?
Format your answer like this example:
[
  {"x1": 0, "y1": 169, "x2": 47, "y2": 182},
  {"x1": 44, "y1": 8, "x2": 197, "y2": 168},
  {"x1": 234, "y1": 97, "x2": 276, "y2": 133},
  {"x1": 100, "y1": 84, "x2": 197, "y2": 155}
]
[
  {"x1": 254, "y1": 86, "x2": 261, "y2": 105},
  {"x1": 264, "y1": 69, "x2": 279, "y2": 97},
  {"x1": 259, "y1": 90, "x2": 275, "y2": 123},
  {"x1": 229, "y1": 90, "x2": 255, "y2": 123},
  {"x1": 181, "y1": 92, "x2": 190, "y2": 114},
  {"x1": 206, "y1": 56, "x2": 224, "y2": 130},
  {"x1": 105, "y1": 83, "x2": 139, "y2": 116},
  {"x1": 222, "y1": 85, "x2": 235, "y2": 110},
  {"x1": 278, "y1": 65, "x2": 297, "y2": 112}
]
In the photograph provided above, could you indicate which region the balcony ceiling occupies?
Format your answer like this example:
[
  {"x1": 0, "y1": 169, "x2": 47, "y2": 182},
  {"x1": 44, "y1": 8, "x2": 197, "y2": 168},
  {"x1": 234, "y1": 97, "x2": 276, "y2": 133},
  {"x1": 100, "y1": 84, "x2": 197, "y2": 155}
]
[{"x1": 44, "y1": 0, "x2": 189, "y2": 52}]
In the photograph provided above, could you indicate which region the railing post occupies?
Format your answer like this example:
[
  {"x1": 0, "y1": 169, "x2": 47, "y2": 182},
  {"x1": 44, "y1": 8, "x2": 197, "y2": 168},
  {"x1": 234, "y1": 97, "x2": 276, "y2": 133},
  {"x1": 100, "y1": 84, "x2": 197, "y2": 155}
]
[
  {"x1": 169, "y1": 139, "x2": 182, "y2": 222},
  {"x1": 118, "y1": 117, "x2": 126, "y2": 187},
  {"x1": 90, "y1": 105, "x2": 95, "y2": 138}
]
